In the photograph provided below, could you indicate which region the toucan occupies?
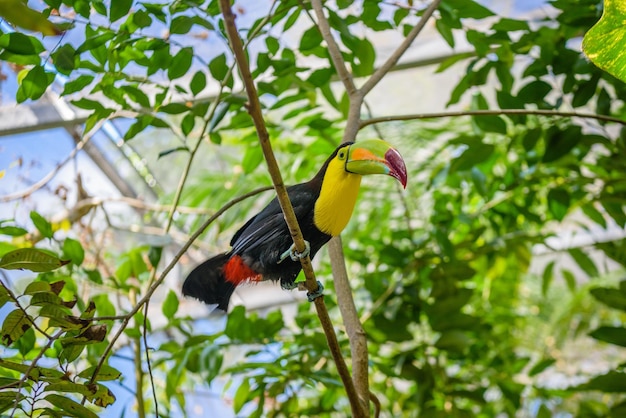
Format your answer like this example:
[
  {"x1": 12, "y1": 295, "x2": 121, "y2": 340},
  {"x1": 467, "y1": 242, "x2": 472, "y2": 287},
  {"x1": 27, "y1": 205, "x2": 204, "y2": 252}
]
[{"x1": 182, "y1": 139, "x2": 407, "y2": 311}]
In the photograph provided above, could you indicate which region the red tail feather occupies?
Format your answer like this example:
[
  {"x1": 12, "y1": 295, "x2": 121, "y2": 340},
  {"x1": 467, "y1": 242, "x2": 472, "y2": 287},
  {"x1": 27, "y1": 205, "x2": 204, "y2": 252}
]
[{"x1": 223, "y1": 255, "x2": 262, "y2": 284}]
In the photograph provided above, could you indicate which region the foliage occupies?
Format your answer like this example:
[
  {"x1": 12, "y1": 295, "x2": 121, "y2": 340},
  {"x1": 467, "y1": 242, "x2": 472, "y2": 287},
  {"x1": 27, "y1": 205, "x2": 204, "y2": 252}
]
[
  {"x1": 583, "y1": 0, "x2": 626, "y2": 84},
  {"x1": 1, "y1": 0, "x2": 626, "y2": 417}
]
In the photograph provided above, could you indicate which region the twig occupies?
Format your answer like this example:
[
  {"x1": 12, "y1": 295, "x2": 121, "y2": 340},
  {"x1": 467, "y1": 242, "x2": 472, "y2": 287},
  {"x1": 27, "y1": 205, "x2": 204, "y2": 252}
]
[
  {"x1": 359, "y1": 109, "x2": 626, "y2": 128},
  {"x1": 6, "y1": 330, "x2": 64, "y2": 417},
  {"x1": 0, "y1": 119, "x2": 105, "y2": 203},
  {"x1": 309, "y1": 1, "x2": 357, "y2": 96},
  {"x1": 85, "y1": 186, "x2": 272, "y2": 384},
  {"x1": 218, "y1": 1, "x2": 365, "y2": 417},
  {"x1": 0, "y1": 277, "x2": 52, "y2": 340},
  {"x1": 360, "y1": 0, "x2": 442, "y2": 96}
]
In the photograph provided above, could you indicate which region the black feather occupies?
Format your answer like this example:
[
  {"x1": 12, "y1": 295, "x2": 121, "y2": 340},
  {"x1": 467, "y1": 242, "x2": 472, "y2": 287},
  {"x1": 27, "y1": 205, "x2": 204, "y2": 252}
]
[{"x1": 182, "y1": 253, "x2": 235, "y2": 311}]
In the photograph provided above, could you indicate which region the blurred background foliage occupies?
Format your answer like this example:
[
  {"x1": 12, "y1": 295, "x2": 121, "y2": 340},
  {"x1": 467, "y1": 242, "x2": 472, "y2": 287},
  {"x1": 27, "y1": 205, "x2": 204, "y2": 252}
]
[{"x1": 1, "y1": 0, "x2": 626, "y2": 417}]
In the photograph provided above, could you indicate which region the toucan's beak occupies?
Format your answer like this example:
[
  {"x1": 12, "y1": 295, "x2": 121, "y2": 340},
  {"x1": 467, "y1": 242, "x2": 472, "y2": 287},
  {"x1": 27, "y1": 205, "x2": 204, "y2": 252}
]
[{"x1": 345, "y1": 139, "x2": 408, "y2": 188}]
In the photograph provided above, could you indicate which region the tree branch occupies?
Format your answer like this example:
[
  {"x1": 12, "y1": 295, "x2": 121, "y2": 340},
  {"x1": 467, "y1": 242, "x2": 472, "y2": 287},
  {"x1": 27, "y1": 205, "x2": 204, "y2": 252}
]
[
  {"x1": 329, "y1": 237, "x2": 369, "y2": 412},
  {"x1": 310, "y1": 0, "x2": 357, "y2": 96},
  {"x1": 360, "y1": 0, "x2": 442, "y2": 96},
  {"x1": 360, "y1": 108, "x2": 626, "y2": 128},
  {"x1": 218, "y1": 1, "x2": 365, "y2": 416},
  {"x1": 86, "y1": 186, "x2": 272, "y2": 384}
]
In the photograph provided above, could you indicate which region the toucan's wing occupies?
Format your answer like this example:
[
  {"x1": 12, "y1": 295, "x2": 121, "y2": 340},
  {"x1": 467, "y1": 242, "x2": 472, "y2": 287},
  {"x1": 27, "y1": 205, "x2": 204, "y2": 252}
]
[{"x1": 229, "y1": 183, "x2": 317, "y2": 255}]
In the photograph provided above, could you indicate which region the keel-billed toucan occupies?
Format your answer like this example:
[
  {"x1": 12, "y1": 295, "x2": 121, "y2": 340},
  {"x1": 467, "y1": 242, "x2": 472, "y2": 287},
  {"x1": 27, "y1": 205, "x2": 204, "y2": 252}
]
[{"x1": 182, "y1": 139, "x2": 407, "y2": 311}]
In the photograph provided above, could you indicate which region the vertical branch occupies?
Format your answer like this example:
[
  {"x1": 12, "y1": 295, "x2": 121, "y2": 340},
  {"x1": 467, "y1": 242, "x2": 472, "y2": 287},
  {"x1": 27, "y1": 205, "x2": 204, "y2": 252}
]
[
  {"x1": 328, "y1": 237, "x2": 369, "y2": 408},
  {"x1": 310, "y1": 0, "x2": 363, "y2": 143},
  {"x1": 360, "y1": 0, "x2": 443, "y2": 96},
  {"x1": 309, "y1": 2, "x2": 442, "y2": 415},
  {"x1": 218, "y1": 1, "x2": 365, "y2": 416}
]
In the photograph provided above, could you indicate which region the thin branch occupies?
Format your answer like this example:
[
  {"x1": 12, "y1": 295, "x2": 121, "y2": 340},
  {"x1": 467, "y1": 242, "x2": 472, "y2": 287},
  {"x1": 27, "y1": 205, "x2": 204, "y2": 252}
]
[
  {"x1": 328, "y1": 237, "x2": 369, "y2": 412},
  {"x1": 360, "y1": 109, "x2": 626, "y2": 128},
  {"x1": 0, "y1": 277, "x2": 52, "y2": 340},
  {"x1": 6, "y1": 330, "x2": 64, "y2": 417},
  {"x1": 0, "y1": 119, "x2": 105, "y2": 203},
  {"x1": 86, "y1": 186, "x2": 272, "y2": 384},
  {"x1": 360, "y1": 0, "x2": 442, "y2": 96},
  {"x1": 219, "y1": 1, "x2": 365, "y2": 417},
  {"x1": 310, "y1": 0, "x2": 357, "y2": 96}
]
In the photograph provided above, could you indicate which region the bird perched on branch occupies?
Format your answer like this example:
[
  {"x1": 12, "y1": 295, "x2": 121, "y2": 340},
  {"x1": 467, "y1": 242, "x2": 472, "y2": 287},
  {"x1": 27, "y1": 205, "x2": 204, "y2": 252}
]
[{"x1": 182, "y1": 139, "x2": 407, "y2": 311}]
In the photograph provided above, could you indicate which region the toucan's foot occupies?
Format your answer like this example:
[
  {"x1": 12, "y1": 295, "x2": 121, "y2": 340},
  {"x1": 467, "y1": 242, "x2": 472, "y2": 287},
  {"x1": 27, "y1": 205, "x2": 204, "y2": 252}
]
[
  {"x1": 281, "y1": 280, "x2": 298, "y2": 290},
  {"x1": 278, "y1": 240, "x2": 311, "y2": 263},
  {"x1": 307, "y1": 281, "x2": 324, "y2": 302}
]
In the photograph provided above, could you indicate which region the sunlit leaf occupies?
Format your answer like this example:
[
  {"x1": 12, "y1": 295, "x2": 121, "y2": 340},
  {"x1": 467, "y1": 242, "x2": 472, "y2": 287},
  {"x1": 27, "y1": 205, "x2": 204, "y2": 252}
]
[
  {"x1": 0, "y1": 248, "x2": 69, "y2": 272},
  {"x1": 583, "y1": 0, "x2": 626, "y2": 83}
]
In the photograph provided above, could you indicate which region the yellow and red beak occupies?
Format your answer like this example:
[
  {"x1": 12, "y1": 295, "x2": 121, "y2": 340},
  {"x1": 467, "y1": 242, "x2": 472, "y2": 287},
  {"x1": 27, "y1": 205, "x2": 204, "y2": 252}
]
[{"x1": 345, "y1": 139, "x2": 408, "y2": 188}]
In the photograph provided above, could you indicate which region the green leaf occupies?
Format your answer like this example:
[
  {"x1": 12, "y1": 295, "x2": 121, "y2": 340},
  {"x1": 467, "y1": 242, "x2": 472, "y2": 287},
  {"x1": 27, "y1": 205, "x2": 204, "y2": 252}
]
[
  {"x1": 233, "y1": 377, "x2": 251, "y2": 413},
  {"x1": 542, "y1": 260, "x2": 555, "y2": 296},
  {"x1": 209, "y1": 53, "x2": 228, "y2": 81},
  {"x1": 543, "y1": 125, "x2": 581, "y2": 163},
  {"x1": 578, "y1": 371, "x2": 626, "y2": 393},
  {"x1": 435, "y1": 330, "x2": 471, "y2": 353},
  {"x1": 170, "y1": 15, "x2": 194, "y2": 34},
  {"x1": 62, "y1": 75, "x2": 94, "y2": 96},
  {"x1": 17, "y1": 65, "x2": 55, "y2": 103},
  {"x1": 582, "y1": 0, "x2": 626, "y2": 83},
  {"x1": 0, "y1": 391, "x2": 25, "y2": 414},
  {"x1": 300, "y1": 26, "x2": 323, "y2": 52},
  {"x1": 517, "y1": 80, "x2": 552, "y2": 104},
  {"x1": 547, "y1": 188, "x2": 570, "y2": 221},
  {"x1": 581, "y1": 202, "x2": 607, "y2": 228},
  {"x1": 0, "y1": 32, "x2": 44, "y2": 55},
  {"x1": 441, "y1": 0, "x2": 495, "y2": 19},
  {"x1": 208, "y1": 101, "x2": 230, "y2": 133},
  {"x1": 168, "y1": 47, "x2": 193, "y2": 80},
  {"x1": 562, "y1": 269, "x2": 576, "y2": 292},
  {"x1": 181, "y1": 112, "x2": 196, "y2": 137},
  {"x1": 568, "y1": 247, "x2": 598, "y2": 278},
  {"x1": 529, "y1": 358, "x2": 556, "y2": 376},
  {"x1": 0, "y1": 248, "x2": 69, "y2": 272},
  {"x1": 450, "y1": 142, "x2": 495, "y2": 172},
  {"x1": 436, "y1": 18, "x2": 455, "y2": 48},
  {"x1": 590, "y1": 287, "x2": 626, "y2": 311},
  {"x1": 190, "y1": 71, "x2": 206, "y2": 95},
  {"x1": 1, "y1": 309, "x2": 30, "y2": 346},
  {"x1": 589, "y1": 326, "x2": 626, "y2": 347},
  {"x1": 76, "y1": 32, "x2": 116, "y2": 54},
  {"x1": 159, "y1": 103, "x2": 190, "y2": 114},
  {"x1": 162, "y1": 290, "x2": 179, "y2": 320},
  {"x1": 0, "y1": 286, "x2": 10, "y2": 309},
  {"x1": 0, "y1": 225, "x2": 28, "y2": 237},
  {"x1": 77, "y1": 365, "x2": 122, "y2": 381},
  {"x1": 242, "y1": 144, "x2": 264, "y2": 174},
  {"x1": 44, "y1": 393, "x2": 99, "y2": 418},
  {"x1": 63, "y1": 238, "x2": 85, "y2": 266},
  {"x1": 110, "y1": 0, "x2": 132, "y2": 23},
  {"x1": 52, "y1": 43, "x2": 76, "y2": 74},
  {"x1": 30, "y1": 211, "x2": 53, "y2": 238}
]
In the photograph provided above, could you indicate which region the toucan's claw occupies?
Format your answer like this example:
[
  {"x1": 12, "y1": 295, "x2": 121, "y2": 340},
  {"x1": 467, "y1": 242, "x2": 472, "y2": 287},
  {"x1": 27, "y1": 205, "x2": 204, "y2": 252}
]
[
  {"x1": 281, "y1": 280, "x2": 298, "y2": 290},
  {"x1": 278, "y1": 240, "x2": 311, "y2": 263},
  {"x1": 307, "y1": 281, "x2": 324, "y2": 302}
]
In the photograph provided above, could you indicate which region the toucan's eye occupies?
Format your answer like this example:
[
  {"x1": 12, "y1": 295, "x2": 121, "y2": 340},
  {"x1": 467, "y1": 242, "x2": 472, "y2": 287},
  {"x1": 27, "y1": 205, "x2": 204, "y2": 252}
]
[{"x1": 338, "y1": 150, "x2": 346, "y2": 160}]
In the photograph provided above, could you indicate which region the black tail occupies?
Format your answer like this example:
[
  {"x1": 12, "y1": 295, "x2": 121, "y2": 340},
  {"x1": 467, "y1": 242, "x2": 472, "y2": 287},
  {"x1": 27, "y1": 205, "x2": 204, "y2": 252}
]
[{"x1": 182, "y1": 253, "x2": 235, "y2": 311}]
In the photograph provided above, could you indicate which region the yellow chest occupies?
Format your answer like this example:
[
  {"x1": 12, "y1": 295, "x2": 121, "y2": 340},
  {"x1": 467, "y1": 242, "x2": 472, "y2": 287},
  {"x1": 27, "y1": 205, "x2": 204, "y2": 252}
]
[{"x1": 313, "y1": 161, "x2": 362, "y2": 236}]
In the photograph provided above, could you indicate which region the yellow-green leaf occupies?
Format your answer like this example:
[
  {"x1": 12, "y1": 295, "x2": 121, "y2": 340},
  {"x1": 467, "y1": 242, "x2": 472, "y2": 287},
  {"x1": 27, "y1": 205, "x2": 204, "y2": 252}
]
[
  {"x1": 0, "y1": 0, "x2": 63, "y2": 35},
  {"x1": 583, "y1": 0, "x2": 626, "y2": 83}
]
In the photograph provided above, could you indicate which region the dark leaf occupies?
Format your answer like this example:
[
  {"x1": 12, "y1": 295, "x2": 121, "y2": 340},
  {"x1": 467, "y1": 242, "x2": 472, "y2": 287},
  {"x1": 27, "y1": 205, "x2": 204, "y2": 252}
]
[
  {"x1": 590, "y1": 287, "x2": 626, "y2": 311},
  {"x1": 589, "y1": 326, "x2": 626, "y2": 347}
]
